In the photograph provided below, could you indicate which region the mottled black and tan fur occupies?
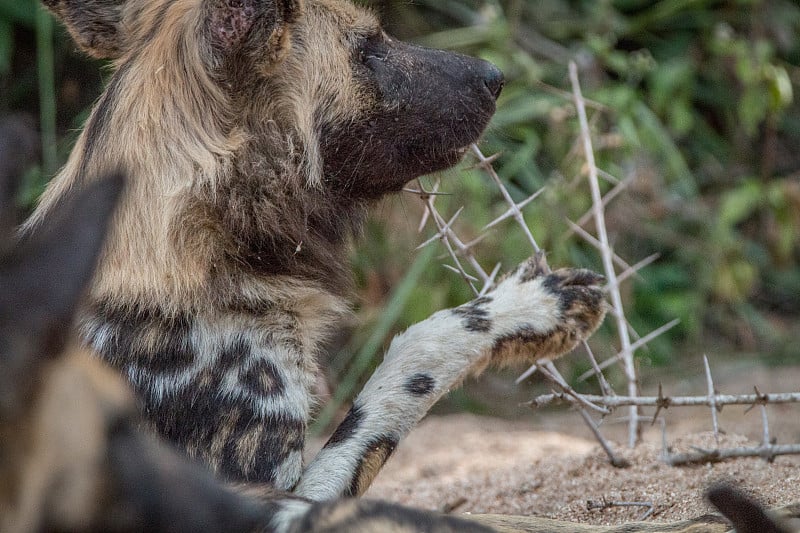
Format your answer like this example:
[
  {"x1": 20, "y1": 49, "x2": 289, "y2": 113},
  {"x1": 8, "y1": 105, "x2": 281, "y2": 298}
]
[
  {"x1": 0, "y1": 129, "x2": 286, "y2": 532},
  {"x1": 24, "y1": 0, "x2": 608, "y2": 505},
  {"x1": 0, "y1": 121, "x2": 500, "y2": 532}
]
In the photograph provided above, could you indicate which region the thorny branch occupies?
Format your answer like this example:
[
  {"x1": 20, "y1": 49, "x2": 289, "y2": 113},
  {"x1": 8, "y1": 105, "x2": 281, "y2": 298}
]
[
  {"x1": 529, "y1": 363, "x2": 800, "y2": 466},
  {"x1": 660, "y1": 398, "x2": 800, "y2": 465},
  {"x1": 526, "y1": 390, "x2": 800, "y2": 410},
  {"x1": 412, "y1": 149, "x2": 626, "y2": 466},
  {"x1": 663, "y1": 444, "x2": 800, "y2": 466},
  {"x1": 569, "y1": 61, "x2": 639, "y2": 448},
  {"x1": 411, "y1": 60, "x2": 800, "y2": 468}
]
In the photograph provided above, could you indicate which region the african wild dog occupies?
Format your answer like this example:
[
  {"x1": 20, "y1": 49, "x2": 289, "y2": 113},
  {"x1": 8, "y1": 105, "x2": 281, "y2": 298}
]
[
  {"x1": 26, "y1": 0, "x2": 606, "y2": 503},
  {"x1": 1, "y1": 133, "x2": 495, "y2": 532}
]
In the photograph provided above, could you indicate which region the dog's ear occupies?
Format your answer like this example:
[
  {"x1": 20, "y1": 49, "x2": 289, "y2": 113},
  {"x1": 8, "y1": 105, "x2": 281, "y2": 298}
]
[
  {"x1": 205, "y1": 0, "x2": 302, "y2": 59},
  {"x1": 0, "y1": 173, "x2": 124, "y2": 414},
  {"x1": 42, "y1": 0, "x2": 128, "y2": 59}
]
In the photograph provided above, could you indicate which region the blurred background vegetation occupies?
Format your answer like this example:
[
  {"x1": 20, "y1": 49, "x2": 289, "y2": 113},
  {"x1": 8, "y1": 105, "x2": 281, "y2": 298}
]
[{"x1": 2, "y1": 0, "x2": 799, "y2": 421}]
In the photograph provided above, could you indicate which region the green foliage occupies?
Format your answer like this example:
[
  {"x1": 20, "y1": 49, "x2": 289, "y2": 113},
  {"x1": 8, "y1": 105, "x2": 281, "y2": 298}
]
[{"x1": 358, "y1": 0, "x2": 800, "y2": 377}]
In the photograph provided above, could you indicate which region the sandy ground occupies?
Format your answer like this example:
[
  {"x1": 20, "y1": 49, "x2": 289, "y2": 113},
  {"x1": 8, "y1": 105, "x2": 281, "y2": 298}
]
[{"x1": 362, "y1": 364, "x2": 800, "y2": 526}]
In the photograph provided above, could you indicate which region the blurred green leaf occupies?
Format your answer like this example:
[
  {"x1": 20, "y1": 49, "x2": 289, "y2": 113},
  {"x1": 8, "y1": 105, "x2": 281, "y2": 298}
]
[
  {"x1": 718, "y1": 179, "x2": 761, "y2": 227},
  {"x1": 0, "y1": 0, "x2": 36, "y2": 27}
]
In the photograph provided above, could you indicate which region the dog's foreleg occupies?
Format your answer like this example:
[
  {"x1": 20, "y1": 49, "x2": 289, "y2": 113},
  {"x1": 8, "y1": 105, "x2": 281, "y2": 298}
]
[{"x1": 294, "y1": 255, "x2": 606, "y2": 500}]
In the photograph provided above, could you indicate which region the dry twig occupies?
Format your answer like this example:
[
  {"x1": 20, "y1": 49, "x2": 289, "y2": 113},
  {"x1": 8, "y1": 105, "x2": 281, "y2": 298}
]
[
  {"x1": 569, "y1": 61, "x2": 639, "y2": 448},
  {"x1": 526, "y1": 390, "x2": 800, "y2": 410},
  {"x1": 587, "y1": 499, "x2": 655, "y2": 521}
]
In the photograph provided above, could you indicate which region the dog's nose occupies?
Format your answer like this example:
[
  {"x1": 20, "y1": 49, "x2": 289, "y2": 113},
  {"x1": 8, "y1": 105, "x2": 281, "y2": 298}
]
[{"x1": 482, "y1": 62, "x2": 505, "y2": 100}]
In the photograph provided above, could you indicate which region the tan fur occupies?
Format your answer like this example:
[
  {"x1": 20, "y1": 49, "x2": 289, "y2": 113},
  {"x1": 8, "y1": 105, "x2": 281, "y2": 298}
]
[
  {"x1": 2, "y1": 348, "x2": 132, "y2": 532},
  {"x1": 27, "y1": 0, "x2": 240, "y2": 307},
  {"x1": 25, "y1": 0, "x2": 379, "y2": 317},
  {"x1": 350, "y1": 440, "x2": 396, "y2": 497}
]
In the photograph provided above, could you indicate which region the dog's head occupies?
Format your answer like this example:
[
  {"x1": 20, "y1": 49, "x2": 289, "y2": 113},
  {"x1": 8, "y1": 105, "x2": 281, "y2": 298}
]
[{"x1": 44, "y1": 0, "x2": 502, "y2": 199}]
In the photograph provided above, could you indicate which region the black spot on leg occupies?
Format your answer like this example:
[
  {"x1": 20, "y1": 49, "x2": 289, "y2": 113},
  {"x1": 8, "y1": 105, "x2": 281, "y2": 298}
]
[
  {"x1": 404, "y1": 373, "x2": 436, "y2": 396},
  {"x1": 452, "y1": 296, "x2": 493, "y2": 333},
  {"x1": 325, "y1": 404, "x2": 363, "y2": 447},
  {"x1": 542, "y1": 269, "x2": 605, "y2": 314}
]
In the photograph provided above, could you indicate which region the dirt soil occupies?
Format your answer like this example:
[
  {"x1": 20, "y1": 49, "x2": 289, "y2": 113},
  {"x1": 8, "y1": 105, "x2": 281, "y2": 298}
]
[{"x1": 365, "y1": 364, "x2": 800, "y2": 526}]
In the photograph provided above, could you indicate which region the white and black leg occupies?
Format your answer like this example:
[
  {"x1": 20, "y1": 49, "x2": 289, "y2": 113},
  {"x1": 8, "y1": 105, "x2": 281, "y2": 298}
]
[{"x1": 295, "y1": 254, "x2": 607, "y2": 500}]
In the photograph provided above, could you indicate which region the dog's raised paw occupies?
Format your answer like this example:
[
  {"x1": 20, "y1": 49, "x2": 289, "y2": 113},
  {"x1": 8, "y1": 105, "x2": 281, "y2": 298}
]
[{"x1": 486, "y1": 257, "x2": 607, "y2": 366}]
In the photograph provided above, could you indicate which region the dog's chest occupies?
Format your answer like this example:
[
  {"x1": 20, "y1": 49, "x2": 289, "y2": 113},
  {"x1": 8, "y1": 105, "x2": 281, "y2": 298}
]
[{"x1": 82, "y1": 303, "x2": 317, "y2": 424}]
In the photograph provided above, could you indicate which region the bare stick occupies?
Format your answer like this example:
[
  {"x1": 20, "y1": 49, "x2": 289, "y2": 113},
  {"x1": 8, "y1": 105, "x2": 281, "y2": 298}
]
[
  {"x1": 564, "y1": 174, "x2": 634, "y2": 239},
  {"x1": 587, "y1": 500, "x2": 654, "y2": 521},
  {"x1": 419, "y1": 202, "x2": 479, "y2": 295},
  {"x1": 569, "y1": 61, "x2": 639, "y2": 447},
  {"x1": 612, "y1": 253, "x2": 660, "y2": 287},
  {"x1": 479, "y1": 263, "x2": 502, "y2": 297},
  {"x1": 703, "y1": 355, "x2": 720, "y2": 443},
  {"x1": 515, "y1": 358, "x2": 545, "y2": 384},
  {"x1": 664, "y1": 443, "x2": 800, "y2": 466},
  {"x1": 538, "y1": 362, "x2": 610, "y2": 415},
  {"x1": 577, "y1": 408, "x2": 630, "y2": 468},
  {"x1": 410, "y1": 178, "x2": 442, "y2": 233},
  {"x1": 415, "y1": 179, "x2": 491, "y2": 288},
  {"x1": 577, "y1": 319, "x2": 680, "y2": 382},
  {"x1": 482, "y1": 188, "x2": 545, "y2": 232},
  {"x1": 583, "y1": 340, "x2": 615, "y2": 397},
  {"x1": 760, "y1": 404, "x2": 771, "y2": 448},
  {"x1": 526, "y1": 391, "x2": 800, "y2": 409},
  {"x1": 472, "y1": 144, "x2": 541, "y2": 252},
  {"x1": 537, "y1": 364, "x2": 628, "y2": 467},
  {"x1": 416, "y1": 206, "x2": 464, "y2": 251},
  {"x1": 566, "y1": 219, "x2": 634, "y2": 273}
]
